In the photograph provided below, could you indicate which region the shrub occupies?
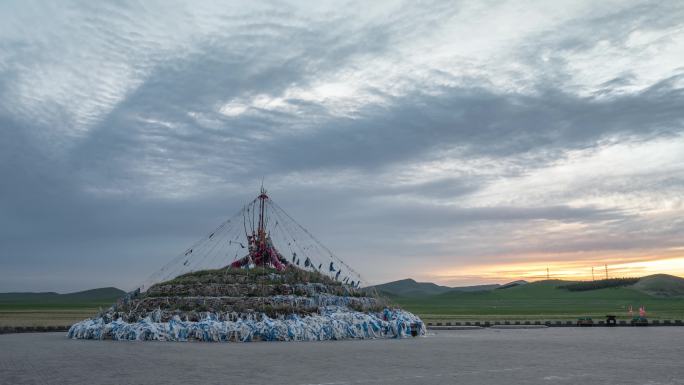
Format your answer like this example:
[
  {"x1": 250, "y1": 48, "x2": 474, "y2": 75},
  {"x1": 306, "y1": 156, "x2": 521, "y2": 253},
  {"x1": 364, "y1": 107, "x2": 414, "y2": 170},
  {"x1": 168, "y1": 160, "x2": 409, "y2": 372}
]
[{"x1": 559, "y1": 278, "x2": 640, "y2": 291}]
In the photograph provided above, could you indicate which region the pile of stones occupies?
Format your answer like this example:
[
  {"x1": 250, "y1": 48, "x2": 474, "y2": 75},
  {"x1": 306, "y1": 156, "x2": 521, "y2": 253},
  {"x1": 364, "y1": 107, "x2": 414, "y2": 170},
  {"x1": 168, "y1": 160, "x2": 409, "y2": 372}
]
[{"x1": 104, "y1": 266, "x2": 387, "y2": 323}]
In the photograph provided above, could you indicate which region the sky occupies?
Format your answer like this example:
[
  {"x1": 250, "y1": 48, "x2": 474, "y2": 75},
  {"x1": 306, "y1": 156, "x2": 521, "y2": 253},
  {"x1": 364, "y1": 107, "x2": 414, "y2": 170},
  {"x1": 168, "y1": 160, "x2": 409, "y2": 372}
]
[{"x1": 1, "y1": 0, "x2": 683, "y2": 292}]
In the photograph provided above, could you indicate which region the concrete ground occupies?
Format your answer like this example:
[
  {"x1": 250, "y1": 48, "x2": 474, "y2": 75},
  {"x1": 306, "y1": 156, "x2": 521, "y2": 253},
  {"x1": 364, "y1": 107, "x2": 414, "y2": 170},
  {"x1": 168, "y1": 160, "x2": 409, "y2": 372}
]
[{"x1": 1, "y1": 328, "x2": 683, "y2": 385}]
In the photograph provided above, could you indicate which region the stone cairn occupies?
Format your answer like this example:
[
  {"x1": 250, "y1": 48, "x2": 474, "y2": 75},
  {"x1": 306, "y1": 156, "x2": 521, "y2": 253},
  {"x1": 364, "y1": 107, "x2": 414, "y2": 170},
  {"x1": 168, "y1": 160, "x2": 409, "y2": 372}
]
[
  {"x1": 102, "y1": 266, "x2": 387, "y2": 323},
  {"x1": 68, "y1": 189, "x2": 424, "y2": 342}
]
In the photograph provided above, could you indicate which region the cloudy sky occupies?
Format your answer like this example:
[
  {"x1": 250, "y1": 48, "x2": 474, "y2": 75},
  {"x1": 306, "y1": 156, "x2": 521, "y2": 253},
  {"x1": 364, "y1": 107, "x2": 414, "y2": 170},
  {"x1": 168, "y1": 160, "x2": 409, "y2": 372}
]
[{"x1": 1, "y1": 0, "x2": 683, "y2": 292}]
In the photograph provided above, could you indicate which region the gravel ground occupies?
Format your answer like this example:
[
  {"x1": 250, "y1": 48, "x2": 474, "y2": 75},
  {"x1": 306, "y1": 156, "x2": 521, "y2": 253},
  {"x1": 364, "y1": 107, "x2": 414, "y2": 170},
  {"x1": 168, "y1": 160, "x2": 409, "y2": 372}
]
[{"x1": 1, "y1": 328, "x2": 683, "y2": 385}]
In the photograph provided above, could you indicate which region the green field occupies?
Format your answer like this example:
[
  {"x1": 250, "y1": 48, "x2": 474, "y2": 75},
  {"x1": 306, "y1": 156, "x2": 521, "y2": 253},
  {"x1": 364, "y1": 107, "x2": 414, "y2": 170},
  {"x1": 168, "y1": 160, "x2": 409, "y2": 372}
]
[
  {"x1": 387, "y1": 280, "x2": 684, "y2": 323},
  {"x1": 3, "y1": 278, "x2": 684, "y2": 327},
  {"x1": 0, "y1": 288, "x2": 124, "y2": 327},
  {"x1": 0, "y1": 309, "x2": 102, "y2": 327}
]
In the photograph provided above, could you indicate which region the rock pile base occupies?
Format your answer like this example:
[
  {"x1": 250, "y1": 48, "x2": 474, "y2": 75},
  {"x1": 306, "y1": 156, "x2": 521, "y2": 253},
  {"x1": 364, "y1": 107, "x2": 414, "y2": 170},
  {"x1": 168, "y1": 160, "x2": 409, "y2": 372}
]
[
  {"x1": 68, "y1": 306, "x2": 425, "y2": 342},
  {"x1": 67, "y1": 266, "x2": 425, "y2": 342}
]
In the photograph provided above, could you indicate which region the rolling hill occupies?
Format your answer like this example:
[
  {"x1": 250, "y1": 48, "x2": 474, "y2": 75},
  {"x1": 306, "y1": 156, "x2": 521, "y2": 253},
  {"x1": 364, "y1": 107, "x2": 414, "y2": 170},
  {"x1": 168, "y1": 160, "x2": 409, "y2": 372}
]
[
  {"x1": 373, "y1": 275, "x2": 684, "y2": 321},
  {"x1": 2, "y1": 274, "x2": 682, "y2": 322},
  {"x1": 369, "y1": 279, "x2": 453, "y2": 297},
  {"x1": 633, "y1": 274, "x2": 684, "y2": 297},
  {"x1": 369, "y1": 279, "x2": 522, "y2": 297},
  {"x1": 0, "y1": 287, "x2": 125, "y2": 309}
]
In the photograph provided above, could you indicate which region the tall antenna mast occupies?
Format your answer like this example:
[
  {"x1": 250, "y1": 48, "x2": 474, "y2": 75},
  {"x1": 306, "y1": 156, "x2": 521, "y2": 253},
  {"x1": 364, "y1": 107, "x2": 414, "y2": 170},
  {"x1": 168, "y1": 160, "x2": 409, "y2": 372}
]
[
  {"x1": 592, "y1": 266, "x2": 595, "y2": 281},
  {"x1": 605, "y1": 264, "x2": 608, "y2": 280},
  {"x1": 546, "y1": 267, "x2": 550, "y2": 280}
]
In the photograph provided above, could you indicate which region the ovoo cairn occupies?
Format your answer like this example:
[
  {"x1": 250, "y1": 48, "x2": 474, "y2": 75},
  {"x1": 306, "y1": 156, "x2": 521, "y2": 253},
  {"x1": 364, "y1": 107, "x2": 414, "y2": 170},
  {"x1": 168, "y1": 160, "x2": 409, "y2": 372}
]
[{"x1": 69, "y1": 188, "x2": 425, "y2": 342}]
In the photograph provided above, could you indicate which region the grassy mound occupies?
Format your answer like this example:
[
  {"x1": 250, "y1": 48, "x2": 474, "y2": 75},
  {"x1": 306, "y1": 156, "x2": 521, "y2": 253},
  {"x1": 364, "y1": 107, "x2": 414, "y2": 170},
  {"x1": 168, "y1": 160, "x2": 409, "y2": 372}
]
[
  {"x1": 109, "y1": 266, "x2": 386, "y2": 322},
  {"x1": 162, "y1": 266, "x2": 344, "y2": 286},
  {"x1": 633, "y1": 274, "x2": 684, "y2": 297}
]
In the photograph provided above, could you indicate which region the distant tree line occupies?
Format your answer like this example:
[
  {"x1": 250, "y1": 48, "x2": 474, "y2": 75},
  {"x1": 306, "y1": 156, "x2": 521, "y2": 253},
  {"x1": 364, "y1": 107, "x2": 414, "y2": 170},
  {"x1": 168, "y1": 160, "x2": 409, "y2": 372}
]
[{"x1": 559, "y1": 278, "x2": 640, "y2": 292}]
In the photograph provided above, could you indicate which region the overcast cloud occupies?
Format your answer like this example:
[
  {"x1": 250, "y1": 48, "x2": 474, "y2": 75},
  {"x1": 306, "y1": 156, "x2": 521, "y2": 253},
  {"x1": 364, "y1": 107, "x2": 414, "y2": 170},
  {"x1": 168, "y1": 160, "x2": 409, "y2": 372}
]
[{"x1": 1, "y1": 0, "x2": 683, "y2": 291}]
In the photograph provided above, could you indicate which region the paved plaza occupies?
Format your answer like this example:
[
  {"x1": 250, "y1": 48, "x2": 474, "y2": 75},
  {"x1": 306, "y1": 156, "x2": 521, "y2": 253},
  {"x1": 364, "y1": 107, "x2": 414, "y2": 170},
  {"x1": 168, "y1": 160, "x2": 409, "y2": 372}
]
[{"x1": 1, "y1": 328, "x2": 683, "y2": 385}]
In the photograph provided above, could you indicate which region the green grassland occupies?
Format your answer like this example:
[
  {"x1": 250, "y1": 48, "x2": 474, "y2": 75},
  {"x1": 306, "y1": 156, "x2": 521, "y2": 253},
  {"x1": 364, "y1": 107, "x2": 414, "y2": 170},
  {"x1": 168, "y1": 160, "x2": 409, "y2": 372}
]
[
  {"x1": 387, "y1": 280, "x2": 684, "y2": 323},
  {"x1": 0, "y1": 309, "x2": 103, "y2": 327},
  {"x1": 0, "y1": 288, "x2": 124, "y2": 327},
  {"x1": 3, "y1": 276, "x2": 684, "y2": 327}
]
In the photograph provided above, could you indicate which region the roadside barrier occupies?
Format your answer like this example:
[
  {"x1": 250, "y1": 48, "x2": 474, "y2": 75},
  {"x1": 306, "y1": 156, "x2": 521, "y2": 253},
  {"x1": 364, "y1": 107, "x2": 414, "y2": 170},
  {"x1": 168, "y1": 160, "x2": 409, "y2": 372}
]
[{"x1": 425, "y1": 319, "x2": 684, "y2": 328}]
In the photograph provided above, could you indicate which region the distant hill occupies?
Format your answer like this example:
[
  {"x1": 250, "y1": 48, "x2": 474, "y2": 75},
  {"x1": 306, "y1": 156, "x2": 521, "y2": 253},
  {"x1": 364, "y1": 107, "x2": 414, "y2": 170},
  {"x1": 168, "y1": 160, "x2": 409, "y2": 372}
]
[
  {"x1": 394, "y1": 278, "x2": 684, "y2": 320},
  {"x1": 497, "y1": 280, "x2": 528, "y2": 290},
  {"x1": 369, "y1": 279, "x2": 453, "y2": 297},
  {"x1": 0, "y1": 287, "x2": 125, "y2": 308},
  {"x1": 367, "y1": 279, "x2": 529, "y2": 297},
  {"x1": 370, "y1": 274, "x2": 684, "y2": 302},
  {"x1": 550, "y1": 274, "x2": 684, "y2": 297},
  {"x1": 633, "y1": 274, "x2": 684, "y2": 297},
  {"x1": 451, "y1": 284, "x2": 501, "y2": 292}
]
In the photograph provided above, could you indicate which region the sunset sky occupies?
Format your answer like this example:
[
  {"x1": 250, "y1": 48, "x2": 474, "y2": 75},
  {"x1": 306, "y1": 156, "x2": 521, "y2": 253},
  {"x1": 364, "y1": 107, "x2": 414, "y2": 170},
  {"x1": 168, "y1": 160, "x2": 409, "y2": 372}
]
[{"x1": 1, "y1": 1, "x2": 683, "y2": 292}]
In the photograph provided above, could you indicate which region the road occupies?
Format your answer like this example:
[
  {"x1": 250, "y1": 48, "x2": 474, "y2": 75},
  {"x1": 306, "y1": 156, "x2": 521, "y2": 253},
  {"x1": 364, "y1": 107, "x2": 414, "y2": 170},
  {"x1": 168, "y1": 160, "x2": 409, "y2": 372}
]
[{"x1": 1, "y1": 328, "x2": 683, "y2": 385}]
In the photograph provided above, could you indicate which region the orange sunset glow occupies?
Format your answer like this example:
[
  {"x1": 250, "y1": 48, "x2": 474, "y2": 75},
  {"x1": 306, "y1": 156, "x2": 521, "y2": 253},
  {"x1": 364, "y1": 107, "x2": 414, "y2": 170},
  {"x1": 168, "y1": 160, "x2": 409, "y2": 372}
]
[{"x1": 431, "y1": 251, "x2": 684, "y2": 285}]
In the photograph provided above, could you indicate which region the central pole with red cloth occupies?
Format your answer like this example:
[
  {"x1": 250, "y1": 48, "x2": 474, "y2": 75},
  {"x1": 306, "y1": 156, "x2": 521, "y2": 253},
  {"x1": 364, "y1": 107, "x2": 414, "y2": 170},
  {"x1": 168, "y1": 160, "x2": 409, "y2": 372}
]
[{"x1": 230, "y1": 187, "x2": 288, "y2": 270}]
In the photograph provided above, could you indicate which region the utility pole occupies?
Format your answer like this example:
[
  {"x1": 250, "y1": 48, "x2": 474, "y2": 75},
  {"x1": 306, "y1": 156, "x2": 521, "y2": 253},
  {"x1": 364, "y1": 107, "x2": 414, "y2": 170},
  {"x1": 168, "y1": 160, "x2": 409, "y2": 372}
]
[
  {"x1": 547, "y1": 267, "x2": 550, "y2": 280},
  {"x1": 592, "y1": 266, "x2": 595, "y2": 281},
  {"x1": 605, "y1": 264, "x2": 609, "y2": 280}
]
